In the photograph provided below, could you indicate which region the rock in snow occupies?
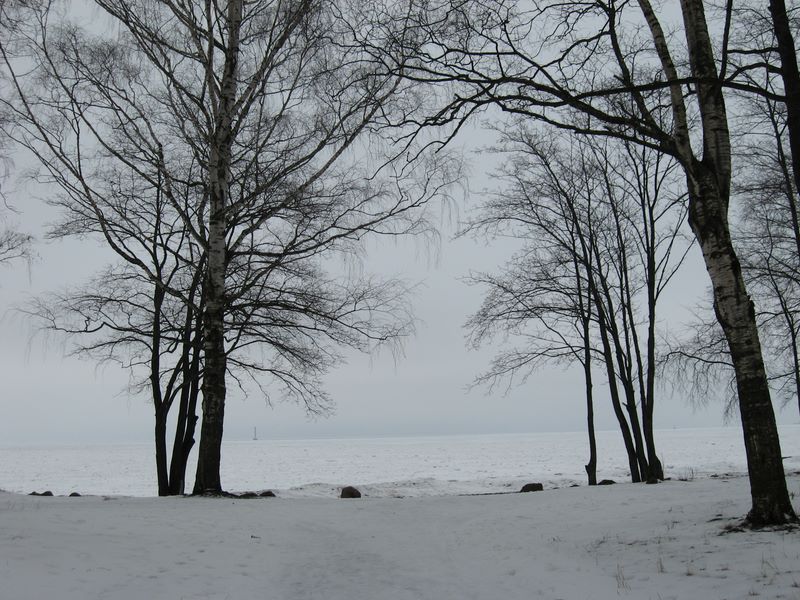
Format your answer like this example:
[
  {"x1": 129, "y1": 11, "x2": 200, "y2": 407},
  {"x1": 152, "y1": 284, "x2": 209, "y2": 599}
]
[
  {"x1": 340, "y1": 485, "x2": 362, "y2": 498},
  {"x1": 519, "y1": 482, "x2": 544, "y2": 493}
]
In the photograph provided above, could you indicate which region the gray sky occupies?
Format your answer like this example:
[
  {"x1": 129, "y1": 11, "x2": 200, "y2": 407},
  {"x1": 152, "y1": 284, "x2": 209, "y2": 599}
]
[
  {"x1": 2, "y1": 1, "x2": 793, "y2": 446},
  {"x1": 0, "y1": 142, "x2": 766, "y2": 448}
]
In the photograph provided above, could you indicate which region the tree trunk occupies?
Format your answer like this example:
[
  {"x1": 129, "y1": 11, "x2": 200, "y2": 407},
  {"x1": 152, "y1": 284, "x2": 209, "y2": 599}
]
[
  {"x1": 768, "y1": 0, "x2": 800, "y2": 213},
  {"x1": 170, "y1": 352, "x2": 202, "y2": 493},
  {"x1": 583, "y1": 335, "x2": 598, "y2": 486},
  {"x1": 193, "y1": 177, "x2": 229, "y2": 494},
  {"x1": 613, "y1": 283, "x2": 650, "y2": 483},
  {"x1": 621, "y1": 377, "x2": 651, "y2": 481},
  {"x1": 574, "y1": 239, "x2": 597, "y2": 486},
  {"x1": 792, "y1": 325, "x2": 800, "y2": 417},
  {"x1": 193, "y1": 0, "x2": 242, "y2": 495},
  {"x1": 767, "y1": 0, "x2": 800, "y2": 417},
  {"x1": 168, "y1": 386, "x2": 191, "y2": 495},
  {"x1": 151, "y1": 279, "x2": 169, "y2": 496},
  {"x1": 168, "y1": 357, "x2": 200, "y2": 495},
  {"x1": 606, "y1": 198, "x2": 654, "y2": 482},
  {"x1": 167, "y1": 286, "x2": 202, "y2": 495},
  {"x1": 593, "y1": 242, "x2": 650, "y2": 482},
  {"x1": 579, "y1": 291, "x2": 598, "y2": 486},
  {"x1": 643, "y1": 233, "x2": 663, "y2": 481},
  {"x1": 155, "y1": 408, "x2": 169, "y2": 496},
  {"x1": 596, "y1": 307, "x2": 641, "y2": 482},
  {"x1": 174, "y1": 318, "x2": 202, "y2": 495},
  {"x1": 168, "y1": 407, "x2": 198, "y2": 496},
  {"x1": 688, "y1": 168, "x2": 796, "y2": 525},
  {"x1": 680, "y1": 0, "x2": 796, "y2": 525}
]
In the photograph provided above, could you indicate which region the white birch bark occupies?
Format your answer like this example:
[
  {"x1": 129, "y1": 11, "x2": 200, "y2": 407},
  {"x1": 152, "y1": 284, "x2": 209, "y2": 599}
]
[
  {"x1": 677, "y1": 0, "x2": 794, "y2": 524},
  {"x1": 194, "y1": 0, "x2": 242, "y2": 494}
]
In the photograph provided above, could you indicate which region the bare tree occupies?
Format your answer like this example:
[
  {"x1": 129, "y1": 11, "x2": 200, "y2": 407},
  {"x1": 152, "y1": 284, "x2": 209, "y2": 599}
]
[
  {"x1": 31, "y1": 264, "x2": 204, "y2": 495},
  {"x1": 3, "y1": 47, "x2": 209, "y2": 494},
  {"x1": 767, "y1": 0, "x2": 800, "y2": 207},
  {"x1": 358, "y1": 0, "x2": 796, "y2": 524},
  {"x1": 727, "y1": 4, "x2": 800, "y2": 415},
  {"x1": 466, "y1": 127, "x2": 687, "y2": 484},
  {"x1": 0, "y1": 215, "x2": 30, "y2": 266},
  {"x1": 661, "y1": 305, "x2": 737, "y2": 419},
  {"x1": 465, "y1": 131, "x2": 604, "y2": 485},
  {"x1": 0, "y1": 0, "x2": 33, "y2": 270},
  {"x1": 2, "y1": 0, "x2": 453, "y2": 494},
  {"x1": 464, "y1": 135, "x2": 600, "y2": 484},
  {"x1": 737, "y1": 109, "x2": 800, "y2": 414},
  {"x1": 667, "y1": 4, "x2": 800, "y2": 419}
]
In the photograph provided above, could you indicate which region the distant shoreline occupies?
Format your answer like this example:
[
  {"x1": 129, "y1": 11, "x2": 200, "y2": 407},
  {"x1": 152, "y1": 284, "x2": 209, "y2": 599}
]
[{"x1": 4, "y1": 422, "x2": 798, "y2": 449}]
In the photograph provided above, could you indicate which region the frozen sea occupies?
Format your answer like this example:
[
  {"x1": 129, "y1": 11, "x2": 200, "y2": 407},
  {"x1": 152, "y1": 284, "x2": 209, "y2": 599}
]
[{"x1": 1, "y1": 425, "x2": 798, "y2": 497}]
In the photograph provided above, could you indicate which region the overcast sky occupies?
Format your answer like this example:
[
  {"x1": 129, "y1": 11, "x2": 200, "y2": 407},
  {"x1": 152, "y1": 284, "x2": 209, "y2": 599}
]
[
  {"x1": 3, "y1": 132, "x2": 785, "y2": 449},
  {"x1": 2, "y1": 1, "x2": 797, "y2": 447}
]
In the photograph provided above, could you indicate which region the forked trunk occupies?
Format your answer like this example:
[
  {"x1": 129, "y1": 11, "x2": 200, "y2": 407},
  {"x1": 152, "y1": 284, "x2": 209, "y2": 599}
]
[
  {"x1": 620, "y1": 377, "x2": 651, "y2": 481},
  {"x1": 679, "y1": 0, "x2": 796, "y2": 525},
  {"x1": 169, "y1": 316, "x2": 202, "y2": 495},
  {"x1": 643, "y1": 218, "x2": 663, "y2": 481},
  {"x1": 169, "y1": 383, "x2": 200, "y2": 495},
  {"x1": 596, "y1": 310, "x2": 641, "y2": 482}
]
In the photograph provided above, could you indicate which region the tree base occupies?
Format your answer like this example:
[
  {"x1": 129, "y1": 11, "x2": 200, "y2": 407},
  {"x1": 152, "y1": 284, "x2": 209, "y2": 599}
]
[{"x1": 745, "y1": 506, "x2": 798, "y2": 528}]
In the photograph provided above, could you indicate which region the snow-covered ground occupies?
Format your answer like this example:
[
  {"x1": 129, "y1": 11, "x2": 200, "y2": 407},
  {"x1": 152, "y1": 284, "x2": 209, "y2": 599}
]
[
  {"x1": 2, "y1": 426, "x2": 799, "y2": 497},
  {"x1": 2, "y1": 474, "x2": 799, "y2": 599},
  {"x1": 1, "y1": 426, "x2": 799, "y2": 599}
]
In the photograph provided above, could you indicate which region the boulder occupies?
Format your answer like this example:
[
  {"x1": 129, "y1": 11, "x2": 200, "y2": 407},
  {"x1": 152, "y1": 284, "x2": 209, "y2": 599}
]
[
  {"x1": 69, "y1": 492, "x2": 81, "y2": 497},
  {"x1": 519, "y1": 482, "x2": 544, "y2": 493},
  {"x1": 340, "y1": 486, "x2": 362, "y2": 498},
  {"x1": 597, "y1": 479, "x2": 616, "y2": 486}
]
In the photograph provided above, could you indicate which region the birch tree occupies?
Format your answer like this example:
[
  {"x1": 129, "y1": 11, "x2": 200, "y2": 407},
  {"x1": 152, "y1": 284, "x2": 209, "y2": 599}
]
[
  {"x1": 361, "y1": 0, "x2": 796, "y2": 524},
  {"x1": 729, "y1": 1, "x2": 800, "y2": 415},
  {"x1": 3, "y1": 0, "x2": 451, "y2": 494},
  {"x1": 664, "y1": 3, "x2": 800, "y2": 419}
]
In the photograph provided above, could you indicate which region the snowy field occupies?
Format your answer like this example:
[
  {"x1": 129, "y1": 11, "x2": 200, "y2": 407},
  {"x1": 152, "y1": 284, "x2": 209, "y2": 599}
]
[
  {"x1": 1, "y1": 426, "x2": 800, "y2": 599},
  {"x1": 2, "y1": 426, "x2": 799, "y2": 497},
  {"x1": 2, "y1": 474, "x2": 799, "y2": 599}
]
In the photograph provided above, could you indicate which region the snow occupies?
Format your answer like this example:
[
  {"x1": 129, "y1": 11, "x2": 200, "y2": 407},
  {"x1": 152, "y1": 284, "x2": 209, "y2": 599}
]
[
  {"x1": 2, "y1": 426, "x2": 798, "y2": 497},
  {"x1": 1, "y1": 474, "x2": 799, "y2": 599},
  {"x1": 1, "y1": 426, "x2": 799, "y2": 599}
]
